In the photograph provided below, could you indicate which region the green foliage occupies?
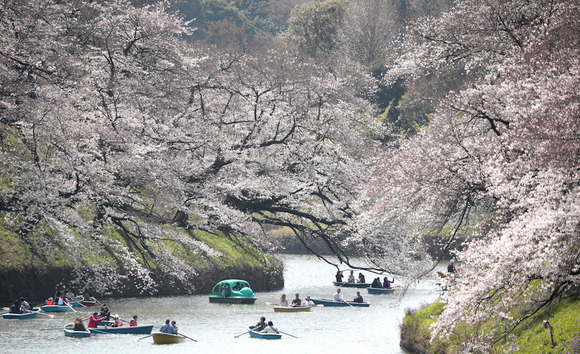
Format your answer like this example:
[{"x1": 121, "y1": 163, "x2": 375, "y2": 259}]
[
  {"x1": 285, "y1": 0, "x2": 347, "y2": 56},
  {"x1": 401, "y1": 296, "x2": 580, "y2": 353}
]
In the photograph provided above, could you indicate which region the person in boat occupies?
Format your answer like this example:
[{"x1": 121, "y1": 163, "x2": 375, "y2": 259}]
[
  {"x1": 112, "y1": 314, "x2": 123, "y2": 327},
  {"x1": 447, "y1": 261, "x2": 456, "y2": 274},
  {"x1": 100, "y1": 304, "x2": 111, "y2": 321},
  {"x1": 88, "y1": 312, "x2": 103, "y2": 328},
  {"x1": 65, "y1": 289, "x2": 75, "y2": 301},
  {"x1": 335, "y1": 270, "x2": 344, "y2": 283},
  {"x1": 358, "y1": 272, "x2": 366, "y2": 283},
  {"x1": 250, "y1": 316, "x2": 267, "y2": 331},
  {"x1": 171, "y1": 320, "x2": 178, "y2": 334},
  {"x1": 353, "y1": 291, "x2": 364, "y2": 303},
  {"x1": 302, "y1": 296, "x2": 315, "y2": 307},
  {"x1": 347, "y1": 270, "x2": 355, "y2": 283},
  {"x1": 333, "y1": 288, "x2": 343, "y2": 302},
  {"x1": 56, "y1": 293, "x2": 69, "y2": 306},
  {"x1": 279, "y1": 294, "x2": 289, "y2": 307},
  {"x1": 54, "y1": 289, "x2": 62, "y2": 302},
  {"x1": 291, "y1": 293, "x2": 302, "y2": 307},
  {"x1": 222, "y1": 283, "x2": 231, "y2": 297},
  {"x1": 19, "y1": 297, "x2": 31, "y2": 313},
  {"x1": 260, "y1": 321, "x2": 279, "y2": 334},
  {"x1": 160, "y1": 319, "x2": 177, "y2": 334},
  {"x1": 9, "y1": 300, "x2": 22, "y2": 314},
  {"x1": 46, "y1": 297, "x2": 54, "y2": 306},
  {"x1": 383, "y1": 277, "x2": 395, "y2": 288},
  {"x1": 73, "y1": 317, "x2": 87, "y2": 331},
  {"x1": 371, "y1": 277, "x2": 382, "y2": 288},
  {"x1": 129, "y1": 315, "x2": 138, "y2": 326},
  {"x1": 82, "y1": 289, "x2": 91, "y2": 301}
]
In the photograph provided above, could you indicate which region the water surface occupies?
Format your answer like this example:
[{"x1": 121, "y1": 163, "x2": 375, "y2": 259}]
[{"x1": 0, "y1": 254, "x2": 442, "y2": 353}]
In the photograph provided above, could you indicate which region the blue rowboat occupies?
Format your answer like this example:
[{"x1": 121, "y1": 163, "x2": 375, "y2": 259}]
[
  {"x1": 332, "y1": 281, "x2": 372, "y2": 288},
  {"x1": 89, "y1": 324, "x2": 153, "y2": 334},
  {"x1": 367, "y1": 287, "x2": 396, "y2": 294},
  {"x1": 2, "y1": 308, "x2": 40, "y2": 319},
  {"x1": 310, "y1": 298, "x2": 370, "y2": 307},
  {"x1": 42, "y1": 305, "x2": 72, "y2": 312},
  {"x1": 64, "y1": 324, "x2": 91, "y2": 338},
  {"x1": 209, "y1": 279, "x2": 257, "y2": 304},
  {"x1": 249, "y1": 330, "x2": 282, "y2": 340}
]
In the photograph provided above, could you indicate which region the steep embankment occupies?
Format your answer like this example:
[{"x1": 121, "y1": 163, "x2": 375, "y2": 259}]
[
  {"x1": 400, "y1": 296, "x2": 580, "y2": 353},
  {"x1": 0, "y1": 214, "x2": 283, "y2": 303}
]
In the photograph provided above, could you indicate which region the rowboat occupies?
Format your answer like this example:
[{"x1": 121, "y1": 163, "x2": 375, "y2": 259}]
[
  {"x1": 332, "y1": 281, "x2": 372, "y2": 288},
  {"x1": 89, "y1": 324, "x2": 154, "y2": 334},
  {"x1": 249, "y1": 330, "x2": 282, "y2": 340},
  {"x1": 41, "y1": 305, "x2": 73, "y2": 312},
  {"x1": 367, "y1": 287, "x2": 396, "y2": 294},
  {"x1": 209, "y1": 279, "x2": 257, "y2": 304},
  {"x1": 151, "y1": 332, "x2": 185, "y2": 344},
  {"x1": 273, "y1": 306, "x2": 311, "y2": 312},
  {"x1": 310, "y1": 298, "x2": 370, "y2": 307},
  {"x1": 70, "y1": 300, "x2": 97, "y2": 308},
  {"x1": 64, "y1": 323, "x2": 91, "y2": 338},
  {"x1": 2, "y1": 308, "x2": 40, "y2": 319}
]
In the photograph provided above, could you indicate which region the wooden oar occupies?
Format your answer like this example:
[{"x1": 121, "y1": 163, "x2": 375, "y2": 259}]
[
  {"x1": 178, "y1": 333, "x2": 197, "y2": 342},
  {"x1": 40, "y1": 327, "x2": 64, "y2": 330},
  {"x1": 68, "y1": 304, "x2": 77, "y2": 312},
  {"x1": 316, "y1": 304, "x2": 324, "y2": 307},
  {"x1": 90, "y1": 328, "x2": 112, "y2": 335},
  {"x1": 280, "y1": 331, "x2": 299, "y2": 338},
  {"x1": 136, "y1": 334, "x2": 152, "y2": 342},
  {"x1": 234, "y1": 330, "x2": 249, "y2": 338}
]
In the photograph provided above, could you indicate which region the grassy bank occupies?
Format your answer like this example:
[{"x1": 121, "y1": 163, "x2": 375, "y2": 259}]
[
  {"x1": 400, "y1": 296, "x2": 580, "y2": 353},
  {"x1": 0, "y1": 212, "x2": 283, "y2": 302}
]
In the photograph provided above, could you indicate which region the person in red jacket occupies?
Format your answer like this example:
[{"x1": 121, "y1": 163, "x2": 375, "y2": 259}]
[
  {"x1": 129, "y1": 315, "x2": 138, "y2": 326},
  {"x1": 87, "y1": 312, "x2": 103, "y2": 328}
]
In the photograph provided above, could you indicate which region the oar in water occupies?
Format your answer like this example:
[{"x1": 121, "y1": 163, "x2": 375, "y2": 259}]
[
  {"x1": 68, "y1": 304, "x2": 77, "y2": 312},
  {"x1": 136, "y1": 334, "x2": 152, "y2": 342},
  {"x1": 280, "y1": 331, "x2": 299, "y2": 338},
  {"x1": 40, "y1": 327, "x2": 64, "y2": 331},
  {"x1": 178, "y1": 333, "x2": 197, "y2": 342},
  {"x1": 234, "y1": 330, "x2": 249, "y2": 338},
  {"x1": 316, "y1": 304, "x2": 324, "y2": 307},
  {"x1": 90, "y1": 328, "x2": 112, "y2": 335},
  {"x1": 38, "y1": 312, "x2": 55, "y2": 318}
]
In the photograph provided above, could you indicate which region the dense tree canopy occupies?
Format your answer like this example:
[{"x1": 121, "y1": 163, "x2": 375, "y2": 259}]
[
  {"x1": 351, "y1": 0, "x2": 580, "y2": 350},
  {"x1": 0, "y1": 0, "x2": 379, "y2": 291}
]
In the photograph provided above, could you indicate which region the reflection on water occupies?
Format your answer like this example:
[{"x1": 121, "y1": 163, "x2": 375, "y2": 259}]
[{"x1": 0, "y1": 254, "x2": 442, "y2": 354}]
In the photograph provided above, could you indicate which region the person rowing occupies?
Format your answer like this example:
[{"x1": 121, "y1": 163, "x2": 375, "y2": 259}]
[{"x1": 250, "y1": 316, "x2": 267, "y2": 331}]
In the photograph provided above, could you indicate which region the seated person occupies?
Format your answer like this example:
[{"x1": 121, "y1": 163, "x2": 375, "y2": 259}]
[
  {"x1": 73, "y1": 317, "x2": 86, "y2": 331},
  {"x1": 260, "y1": 321, "x2": 279, "y2": 334},
  {"x1": 291, "y1": 293, "x2": 302, "y2": 307},
  {"x1": 353, "y1": 291, "x2": 364, "y2": 303},
  {"x1": 358, "y1": 272, "x2": 366, "y2": 283},
  {"x1": 112, "y1": 314, "x2": 122, "y2": 327},
  {"x1": 250, "y1": 316, "x2": 267, "y2": 331},
  {"x1": 302, "y1": 296, "x2": 315, "y2": 306},
  {"x1": 19, "y1": 297, "x2": 31, "y2": 313},
  {"x1": 87, "y1": 312, "x2": 103, "y2": 328},
  {"x1": 9, "y1": 300, "x2": 22, "y2": 314},
  {"x1": 160, "y1": 319, "x2": 177, "y2": 334}
]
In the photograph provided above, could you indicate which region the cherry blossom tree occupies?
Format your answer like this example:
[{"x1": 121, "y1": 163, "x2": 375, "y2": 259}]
[
  {"x1": 351, "y1": 0, "x2": 580, "y2": 350},
  {"x1": 0, "y1": 0, "x2": 380, "y2": 293}
]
